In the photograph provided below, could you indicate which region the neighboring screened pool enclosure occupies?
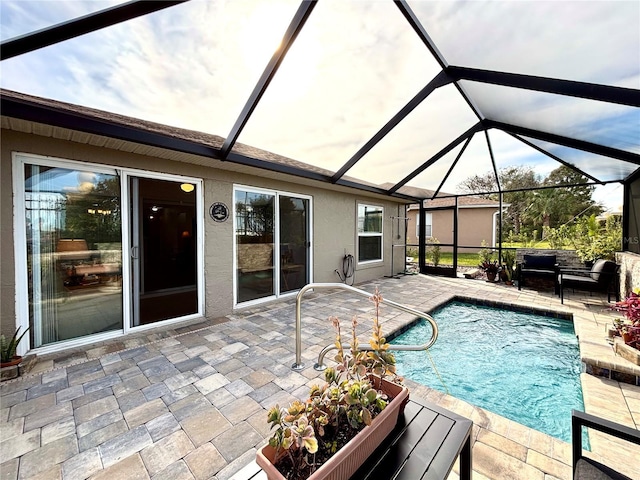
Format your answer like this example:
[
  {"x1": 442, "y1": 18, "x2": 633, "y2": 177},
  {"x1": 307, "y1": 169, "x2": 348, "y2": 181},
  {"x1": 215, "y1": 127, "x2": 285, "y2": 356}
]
[{"x1": 1, "y1": 0, "x2": 639, "y2": 265}]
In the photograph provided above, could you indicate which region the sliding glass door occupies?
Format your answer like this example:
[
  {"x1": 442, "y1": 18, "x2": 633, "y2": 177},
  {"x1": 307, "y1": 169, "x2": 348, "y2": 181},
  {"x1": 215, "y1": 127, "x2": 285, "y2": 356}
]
[
  {"x1": 22, "y1": 161, "x2": 123, "y2": 348},
  {"x1": 279, "y1": 195, "x2": 309, "y2": 294},
  {"x1": 16, "y1": 154, "x2": 202, "y2": 350},
  {"x1": 235, "y1": 190, "x2": 276, "y2": 303},
  {"x1": 234, "y1": 187, "x2": 310, "y2": 304},
  {"x1": 130, "y1": 177, "x2": 198, "y2": 325}
]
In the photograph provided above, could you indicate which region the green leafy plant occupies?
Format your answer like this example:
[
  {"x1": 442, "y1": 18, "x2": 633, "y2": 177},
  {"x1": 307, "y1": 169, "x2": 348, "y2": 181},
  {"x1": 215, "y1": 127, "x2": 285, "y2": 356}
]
[
  {"x1": 426, "y1": 238, "x2": 441, "y2": 267},
  {"x1": 265, "y1": 288, "x2": 402, "y2": 479},
  {"x1": 543, "y1": 224, "x2": 571, "y2": 249},
  {"x1": 501, "y1": 249, "x2": 516, "y2": 281},
  {"x1": 478, "y1": 240, "x2": 493, "y2": 265},
  {"x1": 571, "y1": 214, "x2": 621, "y2": 264},
  {"x1": 0, "y1": 327, "x2": 29, "y2": 364},
  {"x1": 478, "y1": 260, "x2": 500, "y2": 275},
  {"x1": 611, "y1": 289, "x2": 640, "y2": 348}
]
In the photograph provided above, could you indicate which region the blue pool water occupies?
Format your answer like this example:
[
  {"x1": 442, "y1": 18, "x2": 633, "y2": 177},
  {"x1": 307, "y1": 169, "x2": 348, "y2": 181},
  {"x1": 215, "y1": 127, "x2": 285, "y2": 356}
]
[{"x1": 391, "y1": 301, "x2": 584, "y2": 443}]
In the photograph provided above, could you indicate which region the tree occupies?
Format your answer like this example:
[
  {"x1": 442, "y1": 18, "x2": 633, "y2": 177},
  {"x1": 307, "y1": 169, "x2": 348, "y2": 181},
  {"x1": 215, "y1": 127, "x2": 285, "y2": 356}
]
[
  {"x1": 543, "y1": 166, "x2": 603, "y2": 226},
  {"x1": 459, "y1": 165, "x2": 603, "y2": 241},
  {"x1": 458, "y1": 166, "x2": 539, "y2": 235}
]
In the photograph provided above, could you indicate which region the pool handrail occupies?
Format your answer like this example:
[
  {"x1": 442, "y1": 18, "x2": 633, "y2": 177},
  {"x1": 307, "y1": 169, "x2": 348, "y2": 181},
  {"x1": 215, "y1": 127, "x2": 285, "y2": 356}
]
[{"x1": 291, "y1": 283, "x2": 438, "y2": 371}]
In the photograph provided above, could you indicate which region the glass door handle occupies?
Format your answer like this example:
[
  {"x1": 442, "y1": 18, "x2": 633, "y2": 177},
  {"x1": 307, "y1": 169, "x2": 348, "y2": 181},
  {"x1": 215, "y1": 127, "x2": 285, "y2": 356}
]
[{"x1": 131, "y1": 246, "x2": 139, "y2": 259}]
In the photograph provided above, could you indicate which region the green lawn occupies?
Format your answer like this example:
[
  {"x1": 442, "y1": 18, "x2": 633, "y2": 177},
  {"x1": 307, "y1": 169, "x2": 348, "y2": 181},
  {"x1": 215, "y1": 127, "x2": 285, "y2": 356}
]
[
  {"x1": 409, "y1": 242, "x2": 566, "y2": 267},
  {"x1": 408, "y1": 252, "x2": 480, "y2": 267}
]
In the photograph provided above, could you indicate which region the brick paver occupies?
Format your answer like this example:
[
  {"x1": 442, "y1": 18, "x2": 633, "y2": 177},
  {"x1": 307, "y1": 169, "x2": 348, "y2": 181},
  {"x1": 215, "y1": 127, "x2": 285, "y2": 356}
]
[{"x1": 1, "y1": 275, "x2": 638, "y2": 479}]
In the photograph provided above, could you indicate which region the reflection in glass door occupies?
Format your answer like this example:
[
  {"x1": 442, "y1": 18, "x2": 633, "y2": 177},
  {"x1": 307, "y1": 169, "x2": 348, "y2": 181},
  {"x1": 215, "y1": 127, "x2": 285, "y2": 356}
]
[
  {"x1": 23, "y1": 162, "x2": 123, "y2": 348},
  {"x1": 130, "y1": 177, "x2": 198, "y2": 325},
  {"x1": 235, "y1": 188, "x2": 310, "y2": 304},
  {"x1": 235, "y1": 190, "x2": 275, "y2": 303}
]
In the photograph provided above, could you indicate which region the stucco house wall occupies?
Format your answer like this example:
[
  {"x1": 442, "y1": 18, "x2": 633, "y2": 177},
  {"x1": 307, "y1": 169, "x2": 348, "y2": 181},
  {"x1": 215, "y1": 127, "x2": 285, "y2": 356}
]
[
  {"x1": 0, "y1": 128, "x2": 406, "y2": 347},
  {"x1": 406, "y1": 206, "x2": 499, "y2": 252}
]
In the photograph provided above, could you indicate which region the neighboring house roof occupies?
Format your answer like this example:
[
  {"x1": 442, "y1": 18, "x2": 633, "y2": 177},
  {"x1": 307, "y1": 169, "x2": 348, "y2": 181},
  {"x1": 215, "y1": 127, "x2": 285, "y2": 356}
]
[
  {"x1": 380, "y1": 183, "x2": 505, "y2": 209},
  {"x1": 0, "y1": 89, "x2": 417, "y2": 203}
]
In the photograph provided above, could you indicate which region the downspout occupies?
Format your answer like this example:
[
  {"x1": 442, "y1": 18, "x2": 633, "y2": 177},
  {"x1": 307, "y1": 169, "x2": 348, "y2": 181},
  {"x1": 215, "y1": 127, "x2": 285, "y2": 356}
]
[
  {"x1": 453, "y1": 197, "x2": 458, "y2": 275},
  {"x1": 492, "y1": 210, "x2": 499, "y2": 247},
  {"x1": 419, "y1": 202, "x2": 426, "y2": 273},
  {"x1": 498, "y1": 192, "x2": 503, "y2": 261}
]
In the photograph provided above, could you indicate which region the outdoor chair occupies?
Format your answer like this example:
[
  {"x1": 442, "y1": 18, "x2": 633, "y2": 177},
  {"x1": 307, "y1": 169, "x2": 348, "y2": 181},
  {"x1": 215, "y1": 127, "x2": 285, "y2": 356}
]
[
  {"x1": 572, "y1": 410, "x2": 640, "y2": 480},
  {"x1": 557, "y1": 259, "x2": 619, "y2": 304}
]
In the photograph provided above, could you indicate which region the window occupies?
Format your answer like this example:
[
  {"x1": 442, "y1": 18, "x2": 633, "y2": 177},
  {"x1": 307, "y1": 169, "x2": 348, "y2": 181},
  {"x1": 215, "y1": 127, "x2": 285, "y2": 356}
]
[
  {"x1": 357, "y1": 204, "x2": 383, "y2": 263},
  {"x1": 416, "y1": 213, "x2": 433, "y2": 238}
]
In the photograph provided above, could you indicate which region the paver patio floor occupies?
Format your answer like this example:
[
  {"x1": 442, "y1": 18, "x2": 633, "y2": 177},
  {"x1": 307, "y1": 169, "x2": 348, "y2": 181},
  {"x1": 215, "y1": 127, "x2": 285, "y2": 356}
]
[{"x1": 1, "y1": 274, "x2": 638, "y2": 480}]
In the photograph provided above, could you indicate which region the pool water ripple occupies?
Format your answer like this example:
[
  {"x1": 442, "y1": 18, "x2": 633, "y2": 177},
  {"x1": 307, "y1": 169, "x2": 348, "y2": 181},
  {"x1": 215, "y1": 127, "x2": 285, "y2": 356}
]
[{"x1": 391, "y1": 301, "x2": 584, "y2": 443}]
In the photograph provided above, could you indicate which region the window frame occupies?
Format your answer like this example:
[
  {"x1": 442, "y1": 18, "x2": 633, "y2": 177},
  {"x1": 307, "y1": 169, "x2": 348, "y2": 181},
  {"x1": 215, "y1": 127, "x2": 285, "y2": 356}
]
[
  {"x1": 357, "y1": 203, "x2": 384, "y2": 264},
  {"x1": 417, "y1": 212, "x2": 433, "y2": 238},
  {"x1": 232, "y1": 184, "x2": 313, "y2": 307}
]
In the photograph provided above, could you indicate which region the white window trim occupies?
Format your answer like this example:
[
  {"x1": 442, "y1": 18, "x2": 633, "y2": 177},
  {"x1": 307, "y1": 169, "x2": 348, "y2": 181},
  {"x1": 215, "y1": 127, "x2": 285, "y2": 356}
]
[
  {"x1": 416, "y1": 213, "x2": 433, "y2": 238},
  {"x1": 357, "y1": 203, "x2": 384, "y2": 265}
]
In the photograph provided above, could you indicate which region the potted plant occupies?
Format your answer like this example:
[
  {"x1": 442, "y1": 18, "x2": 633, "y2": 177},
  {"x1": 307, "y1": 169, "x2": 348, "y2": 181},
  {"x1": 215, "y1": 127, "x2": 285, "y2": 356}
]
[
  {"x1": 1, "y1": 326, "x2": 29, "y2": 380},
  {"x1": 501, "y1": 249, "x2": 516, "y2": 285},
  {"x1": 479, "y1": 260, "x2": 500, "y2": 282},
  {"x1": 611, "y1": 290, "x2": 640, "y2": 349},
  {"x1": 478, "y1": 241, "x2": 500, "y2": 282},
  {"x1": 256, "y1": 289, "x2": 409, "y2": 480}
]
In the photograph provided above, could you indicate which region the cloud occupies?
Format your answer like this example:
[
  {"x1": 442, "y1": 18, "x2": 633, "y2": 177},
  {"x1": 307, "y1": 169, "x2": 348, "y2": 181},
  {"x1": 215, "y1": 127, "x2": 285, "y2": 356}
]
[{"x1": 0, "y1": 0, "x2": 636, "y2": 212}]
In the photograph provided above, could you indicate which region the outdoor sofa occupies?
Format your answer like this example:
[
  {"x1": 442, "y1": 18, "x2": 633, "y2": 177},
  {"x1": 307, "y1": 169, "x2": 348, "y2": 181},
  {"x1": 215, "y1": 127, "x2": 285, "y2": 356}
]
[{"x1": 517, "y1": 254, "x2": 558, "y2": 291}]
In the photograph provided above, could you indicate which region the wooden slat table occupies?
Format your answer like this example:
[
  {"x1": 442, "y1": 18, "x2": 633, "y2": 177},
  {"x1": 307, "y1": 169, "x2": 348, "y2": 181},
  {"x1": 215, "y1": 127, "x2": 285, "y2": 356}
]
[{"x1": 235, "y1": 396, "x2": 472, "y2": 480}]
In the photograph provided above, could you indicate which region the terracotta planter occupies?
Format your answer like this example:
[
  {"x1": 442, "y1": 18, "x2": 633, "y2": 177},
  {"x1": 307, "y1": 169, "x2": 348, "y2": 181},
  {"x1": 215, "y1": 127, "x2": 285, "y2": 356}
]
[
  {"x1": 0, "y1": 356, "x2": 22, "y2": 381},
  {"x1": 256, "y1": 377, "x2": 409, "y2": 480},
  {"x1": 486, "y1": 272, "x2": 497, "y2": 282},
  {"x1": 0, "y1": 356, "x2": 22, "y2": 368}
]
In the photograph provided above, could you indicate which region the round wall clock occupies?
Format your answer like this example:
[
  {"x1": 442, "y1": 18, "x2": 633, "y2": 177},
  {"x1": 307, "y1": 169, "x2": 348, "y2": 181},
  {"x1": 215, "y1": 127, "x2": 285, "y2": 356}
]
[{"x1": 209, "y1": 202, "x2": 229, "y2": 222}]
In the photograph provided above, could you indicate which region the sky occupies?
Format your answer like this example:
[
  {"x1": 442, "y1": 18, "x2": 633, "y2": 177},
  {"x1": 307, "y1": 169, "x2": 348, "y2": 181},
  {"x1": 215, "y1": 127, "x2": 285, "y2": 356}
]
[{"x1": 1, "y1": 0, "x2": 638, "y2": 212}]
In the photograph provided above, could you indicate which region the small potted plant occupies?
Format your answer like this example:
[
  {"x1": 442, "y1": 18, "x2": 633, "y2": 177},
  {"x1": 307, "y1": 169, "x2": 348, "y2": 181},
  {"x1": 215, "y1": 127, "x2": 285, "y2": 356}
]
[
  {"x1": 611, "y1": 290, "x2": 640, "y2": 349},
  {"x1": 1, "y1": 326, "x2": 29, "y2": 380},
  {"x1": 256, "y1": 289, "x2": 409, "y2": 480},
  {"x1": 478, "y1": 241, "x2": 500, "y2": 282},
  {"x1": 479, "y1": 260, "x2": 500, "y2": 282},
  {"x1": 501, "y1": 249, "x2": 516, "y2": 285}
]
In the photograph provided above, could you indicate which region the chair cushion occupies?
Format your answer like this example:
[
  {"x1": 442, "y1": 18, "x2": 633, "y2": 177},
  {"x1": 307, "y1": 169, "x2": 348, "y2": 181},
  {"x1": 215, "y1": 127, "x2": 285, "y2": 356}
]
[
  {"x1": 590, "y1": 259, "x2": 616, "y2": 283},
  {"x1": 522, "y1": 268, "x2": 556, "y2": 277},
  {"x1": 575, "y1": 457, "x2": 633, "y2": 480},
  {"x1": 523, "y1": 255, "x2": 556, "y2": 270},
  {"x1": 560, "y1": 274, "x2": 598, "y2": 286}
]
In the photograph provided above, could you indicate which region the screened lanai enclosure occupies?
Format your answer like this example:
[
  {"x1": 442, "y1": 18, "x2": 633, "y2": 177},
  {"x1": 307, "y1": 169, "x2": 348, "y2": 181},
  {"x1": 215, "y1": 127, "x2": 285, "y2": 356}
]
[{"x1": 1, "y1": 0, "x2": 639, "y2": 270}]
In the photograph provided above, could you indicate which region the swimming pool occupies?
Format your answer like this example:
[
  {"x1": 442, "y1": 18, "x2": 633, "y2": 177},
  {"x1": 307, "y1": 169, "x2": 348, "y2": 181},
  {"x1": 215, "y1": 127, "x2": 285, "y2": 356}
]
[{"x1": 391, "y1": 300, "x2": 584, "y2": 443}]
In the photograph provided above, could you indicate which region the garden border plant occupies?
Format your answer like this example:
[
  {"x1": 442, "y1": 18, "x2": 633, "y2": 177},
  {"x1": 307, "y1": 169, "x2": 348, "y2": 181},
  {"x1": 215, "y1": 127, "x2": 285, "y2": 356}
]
[{"x1": 612, "y1": 289, "x2": 640, "y2": 349}]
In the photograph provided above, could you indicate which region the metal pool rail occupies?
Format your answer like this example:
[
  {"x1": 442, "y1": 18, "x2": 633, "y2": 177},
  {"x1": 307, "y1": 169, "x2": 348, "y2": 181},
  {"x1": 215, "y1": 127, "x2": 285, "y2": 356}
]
[{"x1": 291, "y1": 283, "x2": 438, "y2": 371}]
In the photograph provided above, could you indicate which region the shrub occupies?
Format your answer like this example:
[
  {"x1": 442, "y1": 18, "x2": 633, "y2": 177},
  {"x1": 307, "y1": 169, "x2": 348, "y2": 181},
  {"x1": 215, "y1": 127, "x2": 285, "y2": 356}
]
[
  {"x1": 427, "y1": 238, "x2": 441, "y2": 266},
  {"x1": 572, "y1": 214, "x2": 621, "y2": 263},
  {"x1": 501, "y1": 249, "x2": 516, "y2": 281},
  {"x1": 478, "y1": 240, "x2": 494, "y2": 264}
]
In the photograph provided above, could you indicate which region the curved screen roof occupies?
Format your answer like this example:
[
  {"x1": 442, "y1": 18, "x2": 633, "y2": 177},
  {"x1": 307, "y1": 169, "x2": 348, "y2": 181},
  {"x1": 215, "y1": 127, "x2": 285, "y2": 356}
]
[{"x1": 1, "y1": 0, "x2": 638, "y2": 207}]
